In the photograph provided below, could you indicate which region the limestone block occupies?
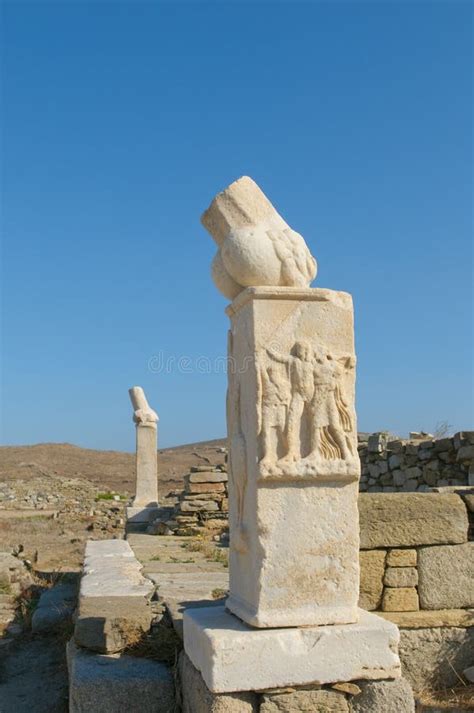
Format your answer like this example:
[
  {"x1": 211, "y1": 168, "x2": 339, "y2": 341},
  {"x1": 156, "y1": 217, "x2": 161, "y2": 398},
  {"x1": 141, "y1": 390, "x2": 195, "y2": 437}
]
[
  {"x1": 31, "y1": 582, "x2": 76, "y2": 634},
  {"x1": 202, "y1": 177, "x2": 317, "y2": 299},
  {"x1": 181, "y1": 500, "x2": 220, "y2": 512},
  {"x1": 225, "y1": 287, "x2": 360, "y2": 627},
  {"x1": 399, "y1": 627, "x2": 474, "y2": 691},
  {"x1": 180, "y1": 652, "x2": 258, "y2": 713},
  {"x1": 359, "y1": 493, "x2": 468, "y2": 549},
  {"x1": 189, "y1": 472, "x2": 228, "y2": 483},
  {"x1": 183, "y1": 605, "x2": 401, "y2": 693},
  {"x1": 359, "y1": 550, "x2": 386, "y2": 610},
  {"x1": 368, "y1": 433, "x2": 387, "y2": 453},
  {"x1": 260, "y1": 689, "x2": 349, "y2": 712},
  {"x1": 379, "y1": 608, "x2": 474, "y2": 628},
  {"x1": 351, "y1": 678, "x2": 415, "y2": 713},
  {"x1": 382, "y1": 588, "x2": 419, "y2": 612},
  {"x1": 75, "y1": 540, "x2": 153, "y2": 653},
  {"x1": 67, "y1": 640, "x2": 174, "y2": 713},
  {"x1": 80, "y1": 540, "x2": 154, "y2": 599},
  {"x1": 388, "y1": 440, "x2": 405, "y2": 453},
  {"x1": 417, "y1": 543, "x2": 474, "y2": 609},
  {"x1": 384, "y1": 567, "x2": 418, "y2": 588},
  {"x1": 75, "y1": 595, "x2": 151, "y2": 653},
  {"x1": 187, "y1": 482, "x2": 226, "y2": 494},
  {"x1": 386, "y1": 549, "x2": 417, "y2": 567}
]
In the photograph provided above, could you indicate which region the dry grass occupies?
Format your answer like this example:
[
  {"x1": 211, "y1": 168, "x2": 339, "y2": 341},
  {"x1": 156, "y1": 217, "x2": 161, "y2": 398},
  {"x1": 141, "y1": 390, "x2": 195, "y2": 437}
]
[
  {"x1": 417, "y1": 684, "x2": 474, "y2": 710},
  {"x1": 417, "y1": 654, "x2": 474, "y2": 711},
  {"x1": 125, "y1": 614, "x2": 182, "y2": 665},
  {"x1": 15, "y1": 570, "x2": 78, "y2": 629},
  {"x1": 181, "y1": 537, "x2": 229, "y2": 568}
]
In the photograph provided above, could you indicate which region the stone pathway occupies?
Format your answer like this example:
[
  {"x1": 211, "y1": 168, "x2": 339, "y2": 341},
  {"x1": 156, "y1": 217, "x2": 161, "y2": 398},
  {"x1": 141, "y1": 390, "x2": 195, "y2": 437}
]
[{"x1": 127, "y1": 534, "x2": 229, "y2": 636}]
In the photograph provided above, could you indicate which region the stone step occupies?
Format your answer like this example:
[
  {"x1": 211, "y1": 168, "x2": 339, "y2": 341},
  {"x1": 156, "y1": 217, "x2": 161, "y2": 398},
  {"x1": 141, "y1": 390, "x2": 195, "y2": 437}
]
[
  {"x1": 67, "y1": 640, "x2": 174, "y2": 713},
  {"x1": 74, "y1": 539, "x2": 155, "y2": 654}
]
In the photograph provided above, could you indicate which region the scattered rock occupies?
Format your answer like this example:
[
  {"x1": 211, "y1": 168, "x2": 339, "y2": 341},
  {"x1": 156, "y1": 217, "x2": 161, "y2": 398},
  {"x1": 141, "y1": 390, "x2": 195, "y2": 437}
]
[
  {"x1": 351, "y1": 678, "x2": 415, "y2": 712},
  {"x1": 31, "y1": 581, "x2": 77, "y2": 634}
]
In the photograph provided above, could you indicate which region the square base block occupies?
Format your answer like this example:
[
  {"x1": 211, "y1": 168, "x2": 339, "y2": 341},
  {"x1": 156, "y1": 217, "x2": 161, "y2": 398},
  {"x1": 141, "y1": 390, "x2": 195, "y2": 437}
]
[
  {"x1": 126, "y1": 506, "x2": 160, "y2": 523},
  {"x1": 183, "y1": 604, "x2": 400, "y2": 693}
]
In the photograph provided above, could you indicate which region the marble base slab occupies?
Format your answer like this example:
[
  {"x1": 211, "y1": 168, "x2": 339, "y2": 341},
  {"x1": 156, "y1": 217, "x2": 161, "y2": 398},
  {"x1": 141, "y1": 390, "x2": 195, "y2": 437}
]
[
  {"x1": 183, "y1": 604, "x2": 401, "y2": 693},
  {"x1": 126, "y1": 506, "x2": 160, "y2": 523}
]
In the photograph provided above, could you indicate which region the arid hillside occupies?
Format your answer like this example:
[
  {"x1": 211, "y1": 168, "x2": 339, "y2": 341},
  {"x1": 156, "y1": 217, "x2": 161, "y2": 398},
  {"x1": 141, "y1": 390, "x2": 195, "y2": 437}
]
[{"x1": 0, "y1": 439, "x2": 227, "y2": 496}]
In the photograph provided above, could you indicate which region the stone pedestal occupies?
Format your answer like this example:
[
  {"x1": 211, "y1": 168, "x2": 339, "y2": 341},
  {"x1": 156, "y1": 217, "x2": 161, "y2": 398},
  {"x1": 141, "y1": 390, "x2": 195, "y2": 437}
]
[
  {"x1": 226, "y1": 287, "x2": 360, "y2": 628},
  {"x1": 184, "y1": 604, "x2": 400, "y2": 693},
  {"x1": 183, "y1": 177, "x2": 405, "y2": 697},
  {"x1": 126, "y1": 386, "x2": 159, "y2": 523},
  {"x1": 134, "y1": 423, "x2": 158, "y2": 507}
]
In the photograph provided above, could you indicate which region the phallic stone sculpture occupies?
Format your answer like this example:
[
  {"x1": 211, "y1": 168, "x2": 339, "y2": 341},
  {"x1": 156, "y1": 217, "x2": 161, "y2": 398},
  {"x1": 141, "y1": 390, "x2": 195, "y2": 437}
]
[
  {"x1": 202, "y1": 176, "x2": 317, "y2": 299},
  {"x1": 126, "y1": 386, "x2": 160, "y2": 524},
  {"x1": 183, "y1": 177, "x2": 402, "y2": 694}
]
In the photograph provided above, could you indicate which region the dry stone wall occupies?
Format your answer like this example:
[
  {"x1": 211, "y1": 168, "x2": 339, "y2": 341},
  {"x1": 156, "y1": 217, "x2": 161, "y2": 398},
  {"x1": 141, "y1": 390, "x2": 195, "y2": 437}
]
[
  {"x1": 358, "y1": 492, "x2": 473, "y2": 616},
  {"x1": 358, "y1": 431, "x2": 474, "y2": 492},
  {"x1": 171, "y1": 464, "x2": 229, "y2": 535}
]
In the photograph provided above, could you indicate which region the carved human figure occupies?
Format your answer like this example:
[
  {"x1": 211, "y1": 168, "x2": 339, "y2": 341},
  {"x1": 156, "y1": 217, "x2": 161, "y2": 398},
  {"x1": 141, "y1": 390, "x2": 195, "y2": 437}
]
[
  {"x1": 266, "y1": 340, "x2": 314, "y2": 462},
  {"x1": 257, "y1": 363, "x2": 290, "y2": 466},
  {"x1": 308, "y1": 350, "x2": 355, "y2": 461}
]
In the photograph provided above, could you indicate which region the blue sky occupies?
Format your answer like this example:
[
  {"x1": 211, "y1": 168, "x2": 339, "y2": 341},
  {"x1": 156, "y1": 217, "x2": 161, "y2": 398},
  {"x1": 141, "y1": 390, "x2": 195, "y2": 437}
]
[{"x1": 1, "y1": 1, "x2": 472, "y2": 451}]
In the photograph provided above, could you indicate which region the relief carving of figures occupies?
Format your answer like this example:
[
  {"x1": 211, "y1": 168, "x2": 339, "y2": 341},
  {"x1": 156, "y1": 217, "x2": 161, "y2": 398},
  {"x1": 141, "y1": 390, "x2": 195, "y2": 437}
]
[
  {"x1": 257, "y1": 361, "x2": 290, "y2": 466},
  {"x1": 257, "y1": 340, "x2": 356, "y2": 478},
  {"x1": 308, "y1": 350, "x2": 355, "y2": 462}
]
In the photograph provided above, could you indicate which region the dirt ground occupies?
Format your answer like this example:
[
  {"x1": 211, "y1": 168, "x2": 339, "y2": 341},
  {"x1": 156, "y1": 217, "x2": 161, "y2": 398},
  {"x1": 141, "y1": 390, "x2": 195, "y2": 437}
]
[
  {"x1": 0, "y1": 438, "x2": 226, "y2": 712},
  {"x1": 0, "y1": 635, "x2": 69, "y2": 713}
]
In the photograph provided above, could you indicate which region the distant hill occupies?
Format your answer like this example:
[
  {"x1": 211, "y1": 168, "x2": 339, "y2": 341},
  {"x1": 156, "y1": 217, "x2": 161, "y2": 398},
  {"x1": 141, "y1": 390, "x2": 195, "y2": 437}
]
[{"x1": 0, "y1": 439, "x2": 227, "y2": 495}]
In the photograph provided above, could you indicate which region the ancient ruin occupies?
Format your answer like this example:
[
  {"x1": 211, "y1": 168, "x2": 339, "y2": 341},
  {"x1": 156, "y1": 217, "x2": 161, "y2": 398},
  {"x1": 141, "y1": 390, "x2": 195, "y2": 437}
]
[
  {"x1": 182, "y1": 176, "x2": 411, "y2": 701},
  {"x1": 126, "y1": 386, "x2": 160, "y2": 523}
]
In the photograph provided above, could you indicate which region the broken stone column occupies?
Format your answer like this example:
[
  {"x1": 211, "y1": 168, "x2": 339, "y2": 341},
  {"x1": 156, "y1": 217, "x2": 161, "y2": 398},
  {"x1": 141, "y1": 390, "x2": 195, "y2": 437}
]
[
  {"x1": 126, "y1": 386, "x2": 160, "y2": 523},
  {"x1": 183, "y1": 177, "x2": 408, "y2": 699}
]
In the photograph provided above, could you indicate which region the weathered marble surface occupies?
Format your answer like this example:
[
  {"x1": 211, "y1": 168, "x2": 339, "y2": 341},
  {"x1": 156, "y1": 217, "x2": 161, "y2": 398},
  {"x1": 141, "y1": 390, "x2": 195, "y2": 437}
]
[
  {"x1": 225, "y1": 287, "x2": 360, "y2": 627},
  {"x1": 128, "y1": 386, "x2": 159, "y2": 512},
  {"x1": 184, "y1": 605, "x2": 400, "y2": 693},
  {"x1": 202, "y1": 177, "x2": 317, "y2": 300}
]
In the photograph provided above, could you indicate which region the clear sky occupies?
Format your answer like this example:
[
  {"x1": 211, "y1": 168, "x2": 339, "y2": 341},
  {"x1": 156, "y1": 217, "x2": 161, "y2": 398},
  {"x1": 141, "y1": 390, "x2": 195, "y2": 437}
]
[{"x1": 1, "y1": 1, "x2": 472, "y2": 452}]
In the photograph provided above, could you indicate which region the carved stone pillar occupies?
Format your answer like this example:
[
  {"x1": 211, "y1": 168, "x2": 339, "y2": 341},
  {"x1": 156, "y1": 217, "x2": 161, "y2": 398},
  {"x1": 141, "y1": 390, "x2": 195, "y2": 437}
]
[
  {"x1": 183, "y1": 177, "x2": 401, "y2": 694},
  {"x1": 226, "y1": 286, "x2": 360, "y2": 627},
  {"x1": 126, "y1": 386, "x2": 160, "y2": 524}
]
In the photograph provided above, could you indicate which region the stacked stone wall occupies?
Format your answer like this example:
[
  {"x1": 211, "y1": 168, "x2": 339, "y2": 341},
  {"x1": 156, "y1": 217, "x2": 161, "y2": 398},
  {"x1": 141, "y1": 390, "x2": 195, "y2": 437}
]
[
  {"x1": 359, "y1": 431, "x2": 474, "y2": 492},
  {"x1": 171, "y1": 464, "x2": 229, "y2": 535},
  {"x1": 358, "y1": 492, "x2": 474, "y2": 692}
]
